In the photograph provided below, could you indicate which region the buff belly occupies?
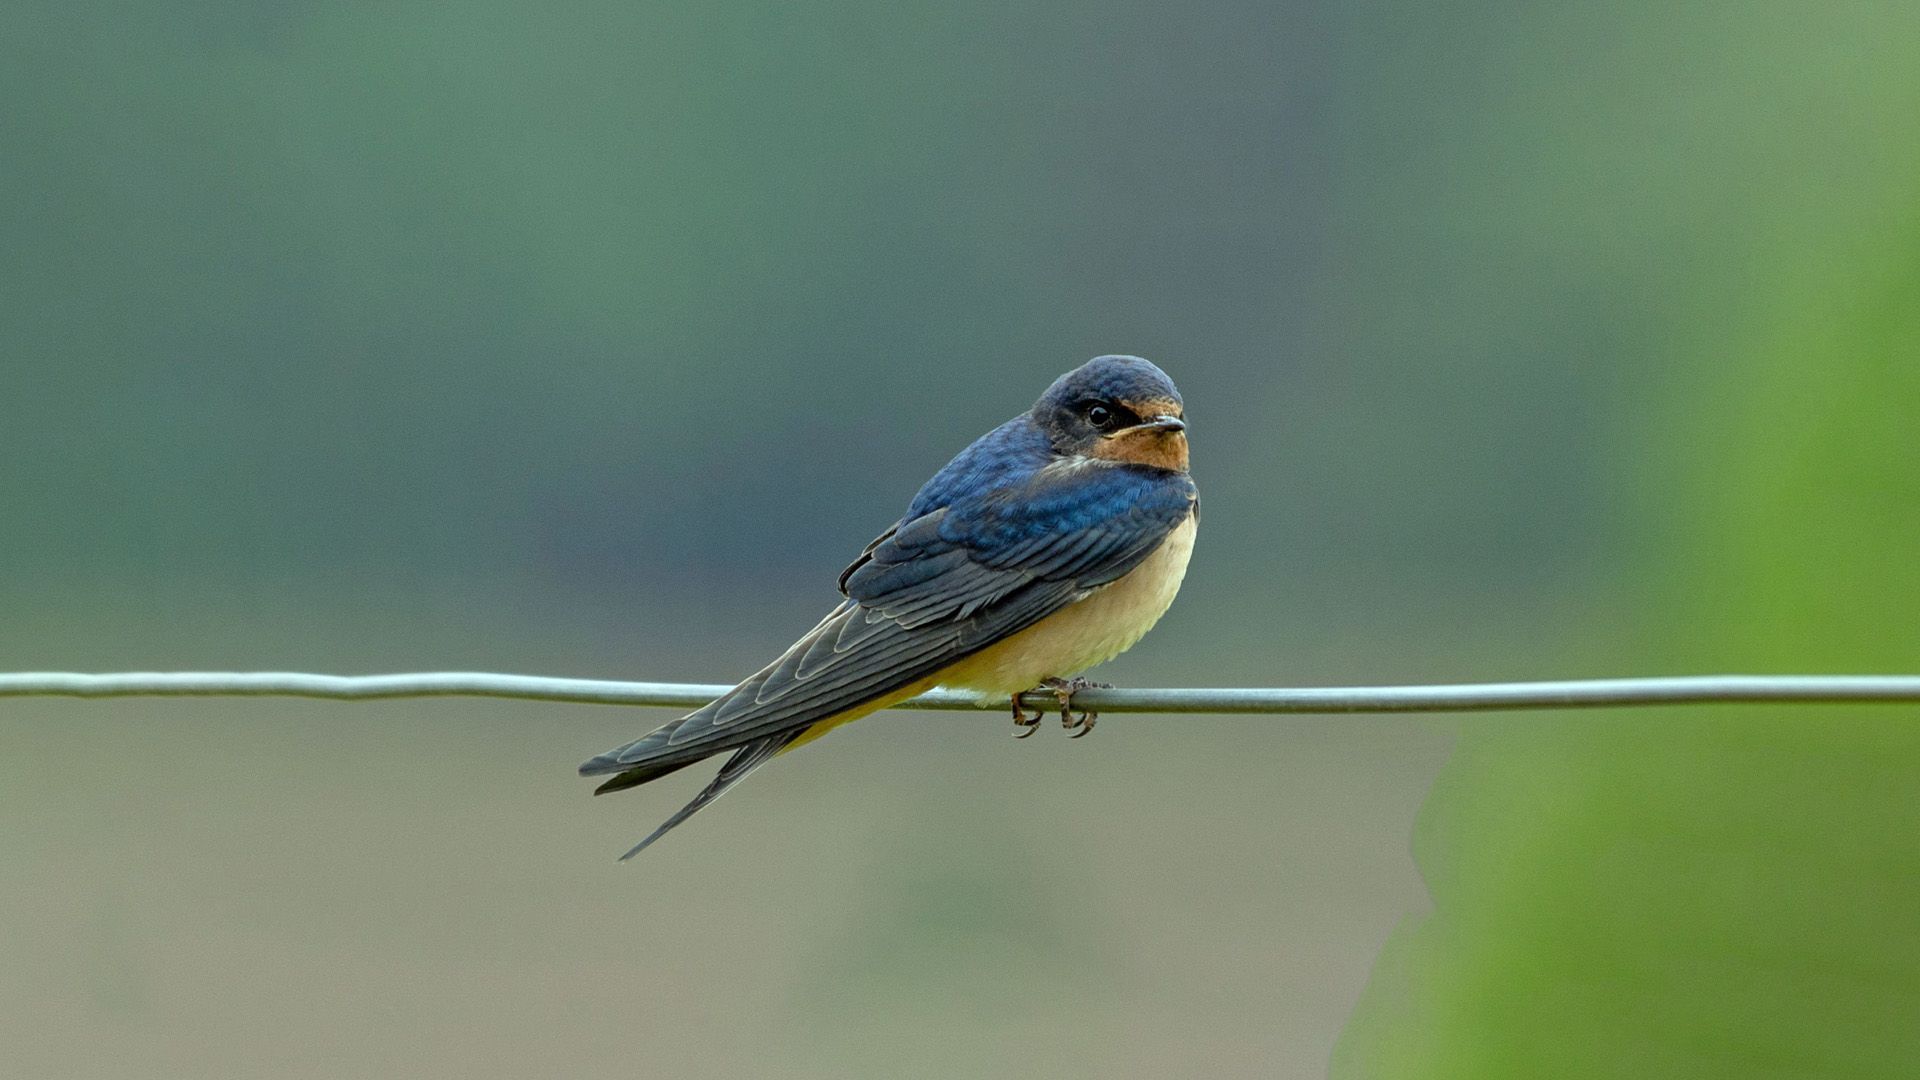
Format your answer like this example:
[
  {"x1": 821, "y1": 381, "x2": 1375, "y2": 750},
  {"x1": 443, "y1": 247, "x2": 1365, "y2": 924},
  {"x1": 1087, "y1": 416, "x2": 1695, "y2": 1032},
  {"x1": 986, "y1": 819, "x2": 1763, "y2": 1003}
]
[{"x1": 937, "y1": 512, "x2": 1197, "y2": 700}]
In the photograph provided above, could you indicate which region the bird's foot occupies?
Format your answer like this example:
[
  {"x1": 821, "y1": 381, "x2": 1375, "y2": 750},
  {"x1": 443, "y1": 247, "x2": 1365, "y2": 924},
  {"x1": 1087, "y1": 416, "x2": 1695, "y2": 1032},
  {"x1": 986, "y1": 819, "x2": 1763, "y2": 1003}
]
[
  {"x1": 1011, "y1": 694, "x2": 1043, "y2": 738},
  {"x1": 1040, "y1": 677, "x2": 1111, "y2": 738}
]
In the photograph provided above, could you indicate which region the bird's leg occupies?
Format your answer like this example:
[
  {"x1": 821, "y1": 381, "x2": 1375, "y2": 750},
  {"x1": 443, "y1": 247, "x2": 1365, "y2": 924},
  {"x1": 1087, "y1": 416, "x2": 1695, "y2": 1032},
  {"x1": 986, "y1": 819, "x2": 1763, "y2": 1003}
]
[
  {"x1": 1011, "y1": 693, "x2": 1042, "y2": 738},
  {"x1": 1040, "y1": 676, "x2": 1111, "y2": 738}
]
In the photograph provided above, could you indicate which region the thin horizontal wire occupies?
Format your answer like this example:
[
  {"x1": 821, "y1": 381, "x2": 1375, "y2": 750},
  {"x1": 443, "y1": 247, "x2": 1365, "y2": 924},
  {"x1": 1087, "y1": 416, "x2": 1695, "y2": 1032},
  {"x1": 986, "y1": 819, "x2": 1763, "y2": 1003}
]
[{"x1": 4, "y1": 672, "x2": 1920, "y2": 713}]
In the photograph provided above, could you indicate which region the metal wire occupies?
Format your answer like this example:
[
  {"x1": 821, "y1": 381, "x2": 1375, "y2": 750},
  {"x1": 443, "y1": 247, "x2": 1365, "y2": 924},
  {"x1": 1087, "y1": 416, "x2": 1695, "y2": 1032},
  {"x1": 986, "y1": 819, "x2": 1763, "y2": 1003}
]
[{"x1": 4, "y1": 671, "x2": 1920, "y2": 713}]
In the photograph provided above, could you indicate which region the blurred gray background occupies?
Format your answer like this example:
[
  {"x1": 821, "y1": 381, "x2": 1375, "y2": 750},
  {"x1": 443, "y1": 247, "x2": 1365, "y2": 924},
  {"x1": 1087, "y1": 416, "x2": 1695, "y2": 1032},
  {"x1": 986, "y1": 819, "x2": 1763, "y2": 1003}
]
[{"x1": 7, "y1": 1, "x2": 1916, "y2": 1076}]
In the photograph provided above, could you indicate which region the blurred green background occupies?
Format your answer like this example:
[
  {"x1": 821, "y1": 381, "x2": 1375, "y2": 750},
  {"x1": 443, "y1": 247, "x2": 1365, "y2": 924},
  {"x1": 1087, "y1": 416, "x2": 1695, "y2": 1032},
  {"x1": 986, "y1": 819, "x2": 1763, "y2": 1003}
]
[{"x1": 5, "y1": 2, "x2": 1918, "y2": 1077}]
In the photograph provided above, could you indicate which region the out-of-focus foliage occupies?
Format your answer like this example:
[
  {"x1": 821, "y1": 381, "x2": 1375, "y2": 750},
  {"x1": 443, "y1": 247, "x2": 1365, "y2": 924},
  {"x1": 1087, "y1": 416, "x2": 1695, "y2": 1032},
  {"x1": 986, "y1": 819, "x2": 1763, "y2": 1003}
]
[
  {"x1": 4, "y1": 0, "x2": 1916, "y2": 1076},
  {"x1": 1337, "y1": 5, "x2": 1920, "y2": 1074}
]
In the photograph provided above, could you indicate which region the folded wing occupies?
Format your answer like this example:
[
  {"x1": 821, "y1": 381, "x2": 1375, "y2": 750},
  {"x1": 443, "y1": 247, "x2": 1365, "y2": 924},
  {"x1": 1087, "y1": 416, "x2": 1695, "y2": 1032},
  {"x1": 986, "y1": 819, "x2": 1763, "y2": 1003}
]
[{"x1": 580, "y1": 463, "x2": 1196, "y2": 786}]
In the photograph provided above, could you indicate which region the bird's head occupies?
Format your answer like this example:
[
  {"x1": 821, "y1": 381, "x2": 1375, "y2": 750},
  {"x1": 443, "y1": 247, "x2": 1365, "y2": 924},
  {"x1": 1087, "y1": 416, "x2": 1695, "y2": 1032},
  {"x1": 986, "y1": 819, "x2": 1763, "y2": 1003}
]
[{"x1": 1032, "y1": 355, "x2": 1188, "y2": 472}]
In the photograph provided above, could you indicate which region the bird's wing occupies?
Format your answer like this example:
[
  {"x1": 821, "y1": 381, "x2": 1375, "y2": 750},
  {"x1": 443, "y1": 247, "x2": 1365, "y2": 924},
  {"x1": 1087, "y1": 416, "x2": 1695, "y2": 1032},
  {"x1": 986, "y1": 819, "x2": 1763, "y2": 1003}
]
[{"x1": 580, "y1": 464, "x2": 1197, "y2": 782}]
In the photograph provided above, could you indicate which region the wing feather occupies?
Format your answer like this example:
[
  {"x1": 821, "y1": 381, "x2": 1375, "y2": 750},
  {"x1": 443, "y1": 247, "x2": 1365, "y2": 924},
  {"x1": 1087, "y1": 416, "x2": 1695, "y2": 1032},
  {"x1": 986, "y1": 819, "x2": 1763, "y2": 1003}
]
[{"x1": 579, "y1": 463, "x2": 1195, "y2": 781}]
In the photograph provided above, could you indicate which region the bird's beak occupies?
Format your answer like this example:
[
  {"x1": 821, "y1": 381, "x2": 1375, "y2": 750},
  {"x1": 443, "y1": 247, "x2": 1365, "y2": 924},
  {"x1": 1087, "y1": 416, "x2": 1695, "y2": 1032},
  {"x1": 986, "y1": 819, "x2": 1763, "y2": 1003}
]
[{"x1": 1135, "y1": 414, "x2": 1186, "y2": 433}]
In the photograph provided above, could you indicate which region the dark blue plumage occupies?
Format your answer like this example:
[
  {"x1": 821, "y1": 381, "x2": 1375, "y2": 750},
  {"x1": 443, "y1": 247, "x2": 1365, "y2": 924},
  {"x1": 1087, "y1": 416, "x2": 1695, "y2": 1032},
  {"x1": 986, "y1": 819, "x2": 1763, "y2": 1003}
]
[
  {"x1": 904, "y1": 417, "x2": 1051, "y2": 519},
  {"x1": 581, "y1": 354, "x2": 1198, "y2": 858},
  {"x1": 904, "y1": 354, "x2": 1184, "y2": 520}
]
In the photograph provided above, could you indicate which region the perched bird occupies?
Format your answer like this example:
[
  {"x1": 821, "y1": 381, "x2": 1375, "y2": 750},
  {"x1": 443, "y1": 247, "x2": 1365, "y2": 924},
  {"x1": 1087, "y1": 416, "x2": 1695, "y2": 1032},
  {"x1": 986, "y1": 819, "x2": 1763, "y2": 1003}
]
[{"x1": 580, "y1": 355, "x2": 1198, "y2": 858}]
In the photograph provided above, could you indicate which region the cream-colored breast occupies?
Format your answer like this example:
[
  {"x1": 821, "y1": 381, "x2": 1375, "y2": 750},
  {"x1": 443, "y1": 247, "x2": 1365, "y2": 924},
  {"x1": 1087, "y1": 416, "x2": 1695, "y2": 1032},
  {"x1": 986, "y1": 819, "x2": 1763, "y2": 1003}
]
[{"x1": 939, "y1": 512, "x2": 1197, "y2": 699}]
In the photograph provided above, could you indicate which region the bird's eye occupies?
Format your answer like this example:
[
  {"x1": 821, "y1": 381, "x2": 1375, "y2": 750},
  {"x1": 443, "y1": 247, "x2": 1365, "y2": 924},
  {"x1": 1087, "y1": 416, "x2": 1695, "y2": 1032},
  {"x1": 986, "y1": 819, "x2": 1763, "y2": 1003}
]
[{"x1": 1085, "y1": 403, "x2": 1114, "y2": 430}]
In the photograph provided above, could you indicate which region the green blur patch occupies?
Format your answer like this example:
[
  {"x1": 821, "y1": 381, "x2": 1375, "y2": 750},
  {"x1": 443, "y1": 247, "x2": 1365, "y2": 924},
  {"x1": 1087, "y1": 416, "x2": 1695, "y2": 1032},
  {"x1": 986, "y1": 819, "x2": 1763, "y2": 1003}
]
[
  {"x1": 1337, "y1": 51, "x2": 1920, "y2": 1072},
  {"x1": 1337, "y1": 713, "x2": 1920, "y2": 1077}
]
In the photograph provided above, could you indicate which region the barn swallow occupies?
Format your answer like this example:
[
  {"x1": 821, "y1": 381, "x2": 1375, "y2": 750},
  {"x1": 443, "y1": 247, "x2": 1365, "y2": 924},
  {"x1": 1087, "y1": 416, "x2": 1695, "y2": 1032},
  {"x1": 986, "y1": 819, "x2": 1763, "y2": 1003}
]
[{"x1": 579, "y1": 355, "x2": 1198, "y2": 858}]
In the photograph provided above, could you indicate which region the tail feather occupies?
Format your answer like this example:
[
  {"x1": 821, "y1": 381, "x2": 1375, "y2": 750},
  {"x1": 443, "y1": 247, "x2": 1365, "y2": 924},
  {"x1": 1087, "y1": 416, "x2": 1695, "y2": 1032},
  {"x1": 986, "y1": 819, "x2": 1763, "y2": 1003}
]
[
  {"x1": 614, "y1": 731, "x2": 799, "y2": 861},
  {"x1": 590, "y1": 756, "x2": 699, "y2": 796}
]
